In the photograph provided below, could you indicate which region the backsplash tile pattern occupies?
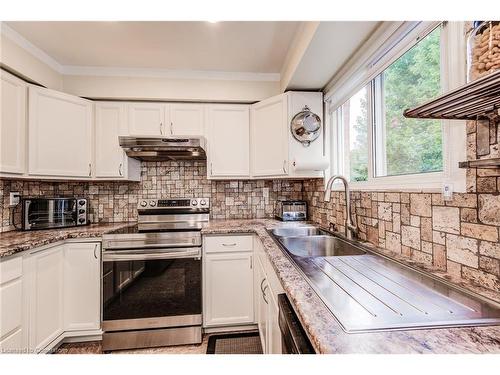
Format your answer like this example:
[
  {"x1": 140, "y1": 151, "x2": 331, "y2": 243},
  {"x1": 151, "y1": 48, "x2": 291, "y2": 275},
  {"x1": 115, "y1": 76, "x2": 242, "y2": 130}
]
[
  {"x1": 303, "y1": 117, "x2": 500, "y2": 294},
  {"x1": 0, "y1": 161, "x2": 303, "y2": 232}
]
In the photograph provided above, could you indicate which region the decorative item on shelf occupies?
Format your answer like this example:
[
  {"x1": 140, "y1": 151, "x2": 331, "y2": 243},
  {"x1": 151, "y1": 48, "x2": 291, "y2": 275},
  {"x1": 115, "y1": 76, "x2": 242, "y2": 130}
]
[
  {"x1": 467, "y1": 21, "x2": 500, "y2": 82},
  {"x1": 290, "y1": 105, "x2": 321, "y2": 147}
]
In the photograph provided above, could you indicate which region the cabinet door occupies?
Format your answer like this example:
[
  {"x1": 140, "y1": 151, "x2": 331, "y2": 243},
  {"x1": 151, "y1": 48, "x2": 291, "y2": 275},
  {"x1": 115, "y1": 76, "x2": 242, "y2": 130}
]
[
  {"x1": 0, "y1": 70, "x2": 26, "y2": 175},
  {"x1": 27, "y1": 245, "x2": 64, "y2": 352},
  {"x1": 207, "y1": 104, "x2": 250, "y2": 178},
  {"x1": 267, "y1": 291, "x2": 282, "y2": 354},
  {"x1": 203, "y1": 252, "x2": 254, "y2": 327},
  {"x1": 28, "y1": 86, "x2": 93, "y2": 178},
  {"x1": 256, "y1": 257, "x2": 268, "y2": 353},
  {"x1": 0, "y1": 256, "x2": 24, "y2": 352},
  {"x1": 170, "y1": 103, "x2": 205, "y2": 136},
  {"x1": 128, "y1": 103, "x2": 167, "y2": 136},
  {"x1": 64, "y1": 243, "x2": 100, "y2": 332},
  {"x1": 250, "y1": 94, "x2": 288, "y2": 177},
  {"x1": 95, "y1": 102, "x2": 127, "y2": 178}
]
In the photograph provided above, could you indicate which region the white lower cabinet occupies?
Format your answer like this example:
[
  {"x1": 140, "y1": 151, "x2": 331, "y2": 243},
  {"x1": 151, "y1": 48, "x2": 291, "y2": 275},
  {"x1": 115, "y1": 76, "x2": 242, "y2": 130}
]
[
  {"x1": 203, "y1": 235, "x2": 254, "y2": 327},
  {"x1": 0, "y1": 256, "x2": 25, "y2": 352},
  {"x1": 202, "y1": 234, "x2": 284, "y2": 354},
  {"x1": 0, "y1": 241, "x2": 102, "y2": 353},
  {"x1": 63, "y1": 243, "x2": 101, "y2": 332},
  {"x1": 254, "y1": 236, "x2": 284, "y2": 354},
  {"x1": 255, "y1": 254, "x2": 268, "y2": 353},
  {"x1": 25, "y1": 245, "x2": 65, "y2": 352}
]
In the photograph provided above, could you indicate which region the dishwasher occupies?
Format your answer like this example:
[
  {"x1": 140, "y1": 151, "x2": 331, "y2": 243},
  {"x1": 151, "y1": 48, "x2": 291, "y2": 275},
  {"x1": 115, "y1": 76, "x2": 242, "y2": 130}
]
[{"x1": 278, "y1": 294, "x2": 315, "y2": 354}]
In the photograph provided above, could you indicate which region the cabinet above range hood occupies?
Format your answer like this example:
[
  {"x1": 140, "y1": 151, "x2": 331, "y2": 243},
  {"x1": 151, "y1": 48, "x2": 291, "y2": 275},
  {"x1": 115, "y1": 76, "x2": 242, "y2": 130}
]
[{"x1": 119, "y1": 136, "x2": 207, "y2": 161}]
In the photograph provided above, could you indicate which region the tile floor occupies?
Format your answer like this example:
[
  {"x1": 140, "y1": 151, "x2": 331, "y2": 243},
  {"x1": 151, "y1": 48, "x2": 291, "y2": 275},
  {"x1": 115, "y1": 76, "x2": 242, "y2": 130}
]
[{"x1": 54, "y1": 336, "x2": 209, "y2": 354}]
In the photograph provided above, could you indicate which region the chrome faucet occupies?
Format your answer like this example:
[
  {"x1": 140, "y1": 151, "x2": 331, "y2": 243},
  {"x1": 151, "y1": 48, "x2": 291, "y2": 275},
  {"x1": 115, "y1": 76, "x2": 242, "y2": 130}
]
[{"x1": 324, "y1": 175, "x2": 357, "y2": 239}]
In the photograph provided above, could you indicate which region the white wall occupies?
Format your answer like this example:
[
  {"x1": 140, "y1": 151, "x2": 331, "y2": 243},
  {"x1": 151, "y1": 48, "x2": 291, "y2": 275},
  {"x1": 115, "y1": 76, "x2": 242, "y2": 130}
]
[{"x1": 62, "y1": 75, "x2": 280, "y2": 102}]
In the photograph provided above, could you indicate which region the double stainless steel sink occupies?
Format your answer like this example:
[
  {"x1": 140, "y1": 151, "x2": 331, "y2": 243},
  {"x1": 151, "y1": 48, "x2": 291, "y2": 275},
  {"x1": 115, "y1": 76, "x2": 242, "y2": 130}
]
[{"x1": 270, "y1": 224, "x2": 500, "y2": 333}]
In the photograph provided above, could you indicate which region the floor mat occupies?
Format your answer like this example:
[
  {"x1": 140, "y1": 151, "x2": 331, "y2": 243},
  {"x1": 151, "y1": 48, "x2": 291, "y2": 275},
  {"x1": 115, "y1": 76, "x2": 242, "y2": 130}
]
[{"x1": 206, "y1": 331, "x2": 263, "y2": 354}]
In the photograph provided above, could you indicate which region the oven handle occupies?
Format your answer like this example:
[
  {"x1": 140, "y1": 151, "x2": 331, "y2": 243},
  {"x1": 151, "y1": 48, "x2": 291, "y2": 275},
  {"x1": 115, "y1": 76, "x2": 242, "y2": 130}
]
[
  {"x1": 102, "y1": 247, "x2": 201, "y2": 261},
  {"x1": 103, "y1": 242, "x2": 200, "y2": 250}
]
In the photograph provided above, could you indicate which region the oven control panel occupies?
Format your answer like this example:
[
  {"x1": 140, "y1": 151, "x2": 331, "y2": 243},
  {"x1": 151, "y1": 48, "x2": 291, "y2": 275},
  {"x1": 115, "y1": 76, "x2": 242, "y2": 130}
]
[{"x1": 138, "y1": 198, "x2": 210, "y2": 209}]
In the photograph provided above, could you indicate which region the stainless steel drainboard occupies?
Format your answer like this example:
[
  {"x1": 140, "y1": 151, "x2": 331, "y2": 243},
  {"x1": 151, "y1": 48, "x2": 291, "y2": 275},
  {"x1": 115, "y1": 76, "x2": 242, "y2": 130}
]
[{"x1": 293, "y1": 254, "x2": 500, "y2": 333}]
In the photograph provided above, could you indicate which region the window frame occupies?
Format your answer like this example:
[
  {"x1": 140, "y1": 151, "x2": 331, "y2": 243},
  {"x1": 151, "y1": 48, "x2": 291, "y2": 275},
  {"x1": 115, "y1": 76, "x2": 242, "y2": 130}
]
[{"x1": 326, "y1": 22, "x2": 467, "y2": 192}]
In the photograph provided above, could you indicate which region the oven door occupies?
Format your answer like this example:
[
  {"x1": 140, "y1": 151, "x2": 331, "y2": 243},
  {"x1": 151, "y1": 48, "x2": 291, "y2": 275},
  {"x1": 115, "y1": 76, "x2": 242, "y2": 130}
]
[{"x1": 102, "y1": 247, "x2": 202, "y2": 331}]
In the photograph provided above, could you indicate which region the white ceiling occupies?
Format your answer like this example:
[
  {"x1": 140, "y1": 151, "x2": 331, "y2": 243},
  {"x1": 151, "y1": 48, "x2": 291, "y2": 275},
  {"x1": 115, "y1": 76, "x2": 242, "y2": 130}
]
[
  {"x1": 5, "y1": 21, "x2": 300, "y2": 74},
  {"x1": 287, "y1": 21, "x2": 380, "y2": 89}
]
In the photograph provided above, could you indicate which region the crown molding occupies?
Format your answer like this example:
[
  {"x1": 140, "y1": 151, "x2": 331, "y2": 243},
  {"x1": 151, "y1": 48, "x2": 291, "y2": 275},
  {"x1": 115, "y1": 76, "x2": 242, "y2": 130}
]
[
  {"x1": 1, "y1": 22, "x2": 280, "y2": 82},
  {"x1": 0, "y1": 22, "x2": 64, "y2": 73}
]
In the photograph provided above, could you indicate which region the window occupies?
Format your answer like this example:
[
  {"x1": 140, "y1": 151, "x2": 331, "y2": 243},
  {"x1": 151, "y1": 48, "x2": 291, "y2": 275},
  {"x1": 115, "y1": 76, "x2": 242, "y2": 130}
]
[
  {"x1": 328, "y1": 22, "x2": 466, "y2": 191},
  {"x1": 374, "y1": 27, "x2": 442, "y2": 177},
  {"x1": 338, "y1": 86, "x2": 369, "y2": 181}
]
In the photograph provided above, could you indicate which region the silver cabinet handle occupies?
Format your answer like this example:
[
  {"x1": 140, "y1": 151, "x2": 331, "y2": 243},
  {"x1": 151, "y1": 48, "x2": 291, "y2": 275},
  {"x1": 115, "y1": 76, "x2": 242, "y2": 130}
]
[
  {"x1": 119, "y1": 163, "x2": 123, "y2": 176},
  {"x1": 170, "y1": 122, "x2": 173, "y2": 135},
  {"x1": 260, "y1": 278, "x2": 266, "y2": 293},
  {"x1": 283, "y1": 160, "x2": 287, "y2": 174},
  {"x1": 210, "y1": 162, "x2": 213, "y2": 175},
  {"x1": 250, "y1": 255, "x2": 253, "y2": 269},
  {"x1": 222, "y1": 243, "x2": 237, "y2": 247},
  {"x1": 160, "y1": 122, "x2": 163, "y2": 135},
  {"x1": 262, "y1": 285, "x2": 269, "y2": 304},
  {"x1": 88, "y1": 163, "x2": 92, "y2": 177},
  {"x1": 93, "y1": 244, "x2": 98, "y2": 259}
]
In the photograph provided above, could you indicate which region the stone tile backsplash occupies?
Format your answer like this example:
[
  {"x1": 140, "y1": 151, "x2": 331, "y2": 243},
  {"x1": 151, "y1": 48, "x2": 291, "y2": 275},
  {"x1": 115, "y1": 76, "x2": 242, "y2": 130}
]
[
  {"x1": 303, "y1": 179, "x2": 500, "y2": 293},
  {"x1": 303, "y1": 112, "x2": 500, "y2": 295},
  {"x1": 0, "y1": 161, "x2": 303, "y2": 232}
]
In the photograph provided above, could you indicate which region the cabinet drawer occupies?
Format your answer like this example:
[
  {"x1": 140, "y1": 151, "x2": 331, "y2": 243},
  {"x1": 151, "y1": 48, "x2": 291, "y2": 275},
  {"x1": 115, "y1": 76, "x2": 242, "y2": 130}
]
[
  {"x1": 204, "y1": 235, "x2": 253, "y2": 253},
  {"x1": 0, "y1": 256, "x2": 22, "y2": 284},
  {"x1": 0, "y1": 278, "x2": 22, "y2": 338}
]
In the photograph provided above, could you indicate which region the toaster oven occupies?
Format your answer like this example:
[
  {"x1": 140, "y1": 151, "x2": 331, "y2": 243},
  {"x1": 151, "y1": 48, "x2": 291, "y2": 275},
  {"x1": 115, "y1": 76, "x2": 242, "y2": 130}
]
[
  {"x1": 274, "y1": 200, "x2": 307, "y2": 221},
  {"x1": 21, "y1": 197, "x2": 88, "y2": 231}
]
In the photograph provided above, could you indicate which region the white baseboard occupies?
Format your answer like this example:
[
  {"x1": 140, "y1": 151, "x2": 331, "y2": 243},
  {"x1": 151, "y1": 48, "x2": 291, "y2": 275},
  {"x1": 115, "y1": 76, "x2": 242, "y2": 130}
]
[{"x1": 203, "y1": 324, "x2": 258, "y2": 334}]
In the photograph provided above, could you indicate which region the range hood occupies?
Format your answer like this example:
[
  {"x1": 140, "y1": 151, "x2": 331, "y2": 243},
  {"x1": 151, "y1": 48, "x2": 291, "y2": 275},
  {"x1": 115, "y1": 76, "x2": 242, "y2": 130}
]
[{"x1": 119, "y1": 136, "x2": 207, "y2": 161}]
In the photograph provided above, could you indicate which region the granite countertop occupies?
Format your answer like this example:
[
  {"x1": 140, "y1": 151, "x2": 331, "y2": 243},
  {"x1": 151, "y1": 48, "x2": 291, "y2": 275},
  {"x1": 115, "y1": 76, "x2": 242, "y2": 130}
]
[
  {"x1": 202, "y1": 219, "x2": 500, "y2": 354},
  {"x1": 0, "y1": 222, "x2": 134, "y2": 258},
  {"x1": 1, "y1": 219, "x2": 499, "y2": 353}
]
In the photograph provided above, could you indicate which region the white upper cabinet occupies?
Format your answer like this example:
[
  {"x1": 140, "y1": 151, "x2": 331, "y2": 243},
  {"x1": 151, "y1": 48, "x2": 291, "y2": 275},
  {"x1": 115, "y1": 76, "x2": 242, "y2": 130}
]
[
  {"x1": 207, "y1": 104, "x2": 250, "y2": 178},
  {"x1": 250, "y1": 94, "x2": 289, "y2": 177},
  {"x1": 251, "y1": 92, "x2": 326, "y2": 179},
  {"x1": 127, "y1": 102, "x2": 168, "y2": 136},
  {"x1": 28, "y1": 86, "x2": 93, "y2": 178},
  {"x1": 1, "y1": 70, "x2": 27, "y2": 175},
  {"x1": 170, "y1": 103, "x2": 205, "y2": 136},
  {"x1": 286, "y1": 91, "x2": 324, "y2": 178},
  {"x1": 95, "y1": 102, "x2": 140, "y2": 180}
]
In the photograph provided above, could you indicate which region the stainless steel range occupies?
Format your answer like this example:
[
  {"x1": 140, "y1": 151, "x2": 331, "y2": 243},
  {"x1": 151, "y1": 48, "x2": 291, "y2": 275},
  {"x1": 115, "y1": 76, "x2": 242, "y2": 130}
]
[{"x1": 101, "y1": 198, "x2": 209, "y2": 351}]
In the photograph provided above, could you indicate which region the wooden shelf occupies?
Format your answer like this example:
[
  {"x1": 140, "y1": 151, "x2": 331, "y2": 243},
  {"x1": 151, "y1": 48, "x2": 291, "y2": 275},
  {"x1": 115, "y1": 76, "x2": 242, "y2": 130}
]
[
  {"x1": 404, "y1": 70, "x2": 500, "y2": 120},
  {"x1": 459, "y1": 158, "x2": 500, "y2": 169}
]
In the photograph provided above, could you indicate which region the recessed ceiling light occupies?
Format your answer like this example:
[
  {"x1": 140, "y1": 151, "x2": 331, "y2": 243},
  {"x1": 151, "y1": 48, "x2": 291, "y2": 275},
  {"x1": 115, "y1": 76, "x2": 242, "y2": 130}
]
[{"x1": 207, "y1": 21, "x2": 219, "y2": 24}]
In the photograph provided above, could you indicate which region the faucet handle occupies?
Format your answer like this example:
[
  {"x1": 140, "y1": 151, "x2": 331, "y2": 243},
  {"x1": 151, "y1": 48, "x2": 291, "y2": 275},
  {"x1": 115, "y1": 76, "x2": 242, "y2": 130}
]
[{"x1": 328, "y1": 222, "x2": 336, "y2": 232}]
